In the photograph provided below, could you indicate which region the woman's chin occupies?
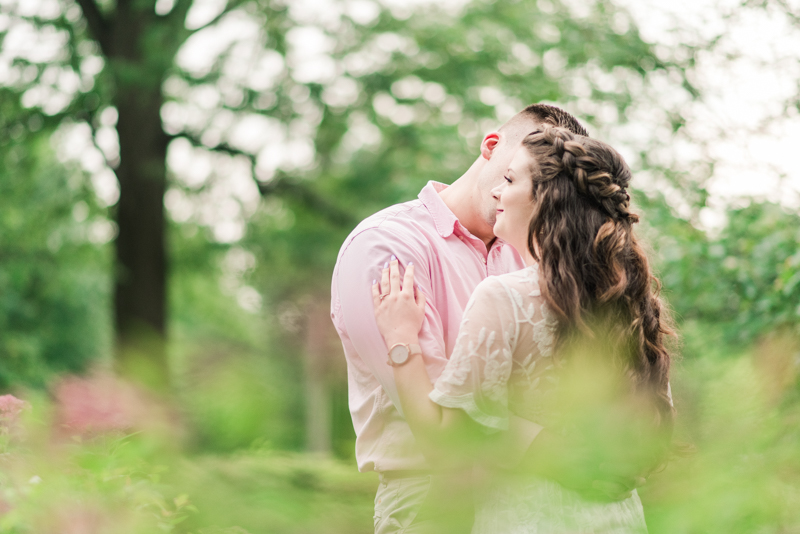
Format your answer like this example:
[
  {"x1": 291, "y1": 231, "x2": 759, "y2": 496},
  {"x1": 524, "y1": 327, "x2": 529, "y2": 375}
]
[
  {"x1": 496, "y1": 233, "x2": 528, "y2": 260},
  {"x1": 494, "y1": 225, "x2": 528, "y2": 257},
  {"x1": 493, "y1": 226, "x2": 512, "y2": 244}
]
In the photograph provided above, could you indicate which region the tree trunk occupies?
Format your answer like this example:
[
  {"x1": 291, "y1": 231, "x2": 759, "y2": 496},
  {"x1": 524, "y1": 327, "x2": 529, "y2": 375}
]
[
  {"x1": 303, "y1": 298, "x2": 336, "y2": 454},
  {"x1": 113, "y1": 89, "x2": 169, "y2": 390},
  {"x1": 107, "y1": 5, "x2": 171, "y2": 390}
]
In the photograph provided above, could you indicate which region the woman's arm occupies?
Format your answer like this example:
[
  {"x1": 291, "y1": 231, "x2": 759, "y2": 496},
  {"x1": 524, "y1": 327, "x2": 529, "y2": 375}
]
[{"x1": 372, "y1": 258, "x2": 486, "y2": 464}]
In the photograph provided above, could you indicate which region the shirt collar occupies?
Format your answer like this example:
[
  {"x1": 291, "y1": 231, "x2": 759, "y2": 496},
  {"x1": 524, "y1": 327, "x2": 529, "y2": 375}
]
[
  {"x1": 418, "y1": 181, "x2": 459, "y2": 238},
  {"x1": 418, "y1": 181, "x2": 514, "y2": 254}
]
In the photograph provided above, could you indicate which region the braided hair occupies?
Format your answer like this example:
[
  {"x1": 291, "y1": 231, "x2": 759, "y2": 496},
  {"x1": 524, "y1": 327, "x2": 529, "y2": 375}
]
[{"x1": 523, "y1": 127, "x2": 674, "y2": 430}]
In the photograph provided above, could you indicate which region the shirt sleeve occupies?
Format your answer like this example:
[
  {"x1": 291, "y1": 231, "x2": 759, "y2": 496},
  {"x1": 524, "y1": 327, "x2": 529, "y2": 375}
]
[
  {"x1": 335, "y1": 227, "x2": 448, "y2": 417},
  {"x1": 429, "y1": 276, "x2": 517, "y2": 431}
]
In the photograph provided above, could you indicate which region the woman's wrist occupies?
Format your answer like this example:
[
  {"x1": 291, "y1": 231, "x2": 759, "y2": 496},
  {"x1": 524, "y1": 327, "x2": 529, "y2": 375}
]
[{"x1": 385, "y1": 334, "x2": 420, "y2": 349}]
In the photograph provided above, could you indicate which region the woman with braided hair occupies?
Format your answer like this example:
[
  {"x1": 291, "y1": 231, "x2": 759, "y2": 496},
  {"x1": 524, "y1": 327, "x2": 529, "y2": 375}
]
[{"x1": 372, "y1": 127, "x2": 674, "y2": 533}]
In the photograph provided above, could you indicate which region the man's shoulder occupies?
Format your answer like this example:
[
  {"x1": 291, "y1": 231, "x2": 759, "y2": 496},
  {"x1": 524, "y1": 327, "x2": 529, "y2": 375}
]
[
  {"x1": 353, "y1": 198, "x2": 421, "y2": 229},
  {"x1": 338, "y1": 198, "x2": 433, "y2": 255},
  {"x1": 332, "y1": 197, "x2": 435, "y2": 312}
]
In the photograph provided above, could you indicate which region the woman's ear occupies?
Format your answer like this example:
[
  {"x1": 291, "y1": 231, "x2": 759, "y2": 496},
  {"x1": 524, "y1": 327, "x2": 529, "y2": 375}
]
[{"x1": 480, "y1": 133, "x2": 500, "y2": 160}]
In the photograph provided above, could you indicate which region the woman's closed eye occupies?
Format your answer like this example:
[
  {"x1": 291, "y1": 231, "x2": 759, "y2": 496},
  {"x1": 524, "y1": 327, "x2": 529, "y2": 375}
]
[{"x1": 503, "y1": 175, "x2": 512, "y2": 184}]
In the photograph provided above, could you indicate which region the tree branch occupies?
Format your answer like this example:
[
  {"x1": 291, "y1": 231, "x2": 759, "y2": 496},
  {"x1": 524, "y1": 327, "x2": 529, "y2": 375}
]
[
  {"x1": 774, "y1": 0, "x2": 800, "y2": 24},
  {"x1": 75, "y1": 0, "x2": 110, "y2": 54},
  {"x1": 177, "y1": 135, "x2": 356, "y2": 227},
  {"x1": 186, "y1": 0, "x2": 248, "y2": 34},
  {"x1": 258, "y1": 176, "x2": 357, "y2": 228},
  {"x1": 164, "y1": 0, "x2": 193, "y2": 30},
  {"x1": 81, "y1": 110, "x2": 119, "y2": 171}
]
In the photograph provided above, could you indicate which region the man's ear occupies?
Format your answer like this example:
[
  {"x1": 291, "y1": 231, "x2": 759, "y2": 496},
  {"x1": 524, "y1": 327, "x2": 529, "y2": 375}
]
[{"x1": 480, "y1": 133, "x2": 500, "y2": 160}]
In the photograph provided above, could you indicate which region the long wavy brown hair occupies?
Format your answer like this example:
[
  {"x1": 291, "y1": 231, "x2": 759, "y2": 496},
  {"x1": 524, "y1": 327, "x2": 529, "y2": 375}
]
[{"x1": 523, "y1": 127, "x2": 675, "y2": 432}]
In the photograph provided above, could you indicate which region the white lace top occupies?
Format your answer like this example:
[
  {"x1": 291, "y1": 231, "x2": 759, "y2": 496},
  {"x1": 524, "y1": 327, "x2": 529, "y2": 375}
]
[
  {"x1": 429, "y1": 264, "x2": 560, "y2": 432},
  {"x1": 429, "y1": 265, "x2": 649, "y2": 534}
]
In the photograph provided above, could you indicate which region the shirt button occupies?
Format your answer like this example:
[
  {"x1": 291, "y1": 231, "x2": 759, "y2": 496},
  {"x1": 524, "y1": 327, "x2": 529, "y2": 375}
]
[{"x1": 482, "y1": 258, "x2": 487, "y2": 264}]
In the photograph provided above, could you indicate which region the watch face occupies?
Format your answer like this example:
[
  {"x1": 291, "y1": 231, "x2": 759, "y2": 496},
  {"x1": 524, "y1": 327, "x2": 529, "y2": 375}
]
[{"x1": 389, "y1": 344, "x2": 410, "y2": 365}]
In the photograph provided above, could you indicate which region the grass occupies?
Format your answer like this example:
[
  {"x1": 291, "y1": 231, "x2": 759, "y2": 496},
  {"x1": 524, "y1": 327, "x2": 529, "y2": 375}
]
[{"x1": 172, "y1": 451, "x2": 377, "y2": 534}]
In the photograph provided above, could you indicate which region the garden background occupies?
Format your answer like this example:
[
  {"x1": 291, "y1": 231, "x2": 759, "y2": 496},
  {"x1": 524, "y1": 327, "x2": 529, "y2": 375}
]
[{"x1": 0, "y1": 0, "x2": 799, "y2": 532}]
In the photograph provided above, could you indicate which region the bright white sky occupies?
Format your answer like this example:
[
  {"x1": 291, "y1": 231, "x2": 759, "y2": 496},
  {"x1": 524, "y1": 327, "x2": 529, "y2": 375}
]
[{"x1": 614, "y1": 0, "x2": 800, "y2": 225}]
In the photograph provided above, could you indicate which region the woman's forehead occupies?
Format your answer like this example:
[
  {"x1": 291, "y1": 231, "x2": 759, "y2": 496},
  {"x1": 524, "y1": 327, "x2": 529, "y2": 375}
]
[{"x1": 509, "y1": 146, "x2": 538, "y2": 177}]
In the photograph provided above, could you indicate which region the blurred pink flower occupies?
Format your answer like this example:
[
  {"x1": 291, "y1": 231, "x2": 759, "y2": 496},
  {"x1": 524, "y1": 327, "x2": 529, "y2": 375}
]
[
  {"x1": 0, "y1": 394, "x2": 30, "y2": 437},
  {"x1": 0, "y1": 394, "x2": 27, "y2": 419},
  {"x1": 0, "y1": 497, "x2": 12, "y2": 517},
  {"x1": 52, "y1": 374, "x2": 150, "y2": 438},
  {"x1": 41, "y1": 503, "x2": 109, "y2": 534}
]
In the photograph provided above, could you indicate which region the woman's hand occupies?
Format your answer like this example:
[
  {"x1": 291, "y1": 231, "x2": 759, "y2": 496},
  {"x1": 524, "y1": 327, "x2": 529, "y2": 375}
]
[{"x1": 372, "y1": 257, "x2": 426, "y2": 348}]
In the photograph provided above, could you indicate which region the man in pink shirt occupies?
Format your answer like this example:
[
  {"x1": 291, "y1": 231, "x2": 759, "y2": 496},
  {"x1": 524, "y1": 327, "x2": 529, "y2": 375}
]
[{"x1": 331, "y1": 104, "x2": 589, "y2": 533}]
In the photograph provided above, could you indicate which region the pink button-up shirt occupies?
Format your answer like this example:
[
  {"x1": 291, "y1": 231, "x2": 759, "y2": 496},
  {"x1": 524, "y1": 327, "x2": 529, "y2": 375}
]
[{"x1": 331, "y1": 181, "x2": 525, "y2": 473}]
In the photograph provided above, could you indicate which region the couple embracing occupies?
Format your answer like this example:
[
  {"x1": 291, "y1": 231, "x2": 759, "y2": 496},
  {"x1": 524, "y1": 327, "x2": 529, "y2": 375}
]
[{"x1": 331, "y1": 104, "x2": 675, "y2": 533}]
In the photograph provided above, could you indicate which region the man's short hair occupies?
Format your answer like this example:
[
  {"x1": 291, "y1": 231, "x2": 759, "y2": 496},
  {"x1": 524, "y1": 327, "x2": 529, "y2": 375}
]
[{"x1": 502, "y1": 103, "x2": 589, "y2": 137}]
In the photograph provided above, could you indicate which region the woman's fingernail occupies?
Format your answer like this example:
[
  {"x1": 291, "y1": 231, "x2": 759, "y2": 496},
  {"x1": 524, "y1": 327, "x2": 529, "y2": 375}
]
[
  {"x1": 391, "y1": 255, "x2": 397, "y2": 261},
  {"x1": 408, "y1": 262, "x2": 413, "y2": 266},
  {"x1": 372, "y1": 279, "x2": 376, "y2": 285},
  {"x1": 383, "y1": 262, "x2": 388, "y2": 269}
]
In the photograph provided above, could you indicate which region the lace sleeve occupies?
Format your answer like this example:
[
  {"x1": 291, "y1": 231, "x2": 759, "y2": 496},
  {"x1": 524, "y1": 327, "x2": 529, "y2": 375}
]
[{"x1": 429, "y1": 277, "x2": 518, "y2": 432}]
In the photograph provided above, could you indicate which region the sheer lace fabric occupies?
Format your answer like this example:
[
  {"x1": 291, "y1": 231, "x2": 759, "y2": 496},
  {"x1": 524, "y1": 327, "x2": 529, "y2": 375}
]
[{"x1": 429, "y1": 265, "x2": 648, "y2": 534}]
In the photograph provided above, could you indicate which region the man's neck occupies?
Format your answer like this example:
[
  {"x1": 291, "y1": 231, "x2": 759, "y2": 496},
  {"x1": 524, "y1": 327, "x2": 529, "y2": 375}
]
[{"x1": 439, "y1": 161, "x2": 495, "y2": 247}]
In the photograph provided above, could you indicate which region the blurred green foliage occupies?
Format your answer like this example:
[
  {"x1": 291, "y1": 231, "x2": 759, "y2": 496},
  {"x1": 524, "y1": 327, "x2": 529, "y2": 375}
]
[
  {"x1": 640, "y1": 334, "x2": 800, "y2": 533},
  {"x1": 637, "y1": 192, "x2": 800, "y2": 346},
  {"x1": 0, "y1": 90, "x2": 110, "y2": 388},
  {"x1": 1, "y1": 341, "x2": 799, "y2": 534},
  {"x1": 175, "y1": 452, "x2": 375, "y2": 533},
  {"x1": 0, "y1": 391, "x2": 375, "y2": 534}
]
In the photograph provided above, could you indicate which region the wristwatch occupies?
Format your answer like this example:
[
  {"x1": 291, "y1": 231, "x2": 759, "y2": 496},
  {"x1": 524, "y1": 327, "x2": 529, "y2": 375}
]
[{"x1": 387, "y1": 343, "x2": 422, "y2": 366}]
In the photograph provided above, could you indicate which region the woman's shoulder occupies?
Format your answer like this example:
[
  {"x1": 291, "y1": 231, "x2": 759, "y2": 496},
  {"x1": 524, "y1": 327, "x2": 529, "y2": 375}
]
[
  {"x1": 471, "y1": 265, "x2": 543, "y2": 305},
  {"x1": 490, "y1": 264, "x2": 542, "y2": 292}
]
